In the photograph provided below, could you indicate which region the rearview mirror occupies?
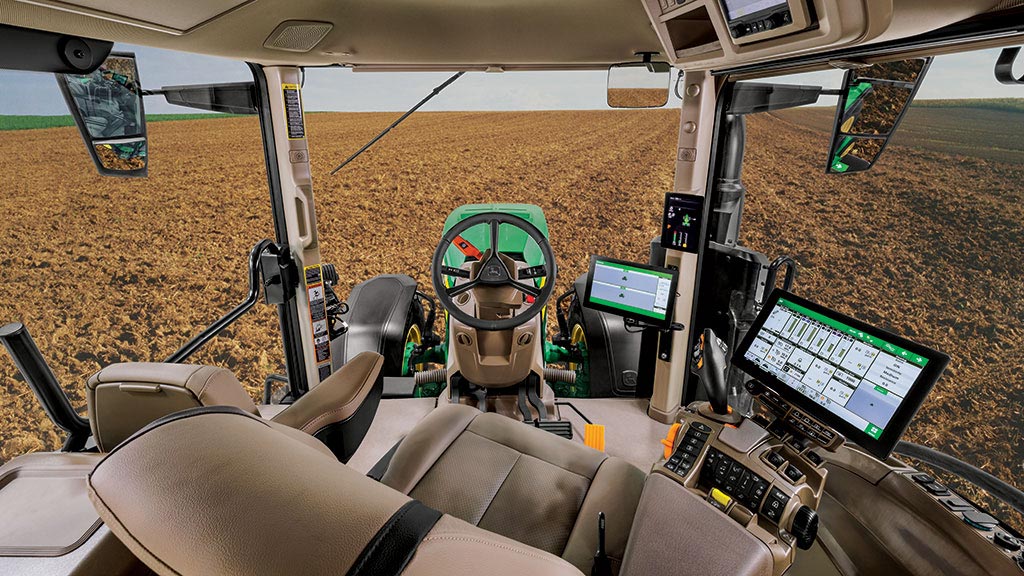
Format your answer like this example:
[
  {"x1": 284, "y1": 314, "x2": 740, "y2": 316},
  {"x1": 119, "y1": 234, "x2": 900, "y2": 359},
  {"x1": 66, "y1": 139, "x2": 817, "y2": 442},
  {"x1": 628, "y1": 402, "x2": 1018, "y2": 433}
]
[
  {"x1": 55, "y1": 51, "x2": 147, "y2": 177},
  {"x1": 607, "y1": 61, "x2": 672, "y2": 108},
  {"x1": 826, "y1": 57, "x2": 932, "y2": 174}
]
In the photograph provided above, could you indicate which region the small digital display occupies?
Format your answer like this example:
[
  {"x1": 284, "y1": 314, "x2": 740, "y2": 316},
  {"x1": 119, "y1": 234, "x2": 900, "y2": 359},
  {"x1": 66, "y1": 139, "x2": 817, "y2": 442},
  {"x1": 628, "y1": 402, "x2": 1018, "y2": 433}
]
[
  {"x1": 583, "y1": 256, "x2": 679, "y2": 328},
  {"x1": 661, "y1": 193, "x2": 704, "y2": 253},
  {"x1": 721, "y1": 0, "x2": 787, "y2": 20},
  {"x1": 733, "y1": 290, "x2": 948, "y2": 459}
]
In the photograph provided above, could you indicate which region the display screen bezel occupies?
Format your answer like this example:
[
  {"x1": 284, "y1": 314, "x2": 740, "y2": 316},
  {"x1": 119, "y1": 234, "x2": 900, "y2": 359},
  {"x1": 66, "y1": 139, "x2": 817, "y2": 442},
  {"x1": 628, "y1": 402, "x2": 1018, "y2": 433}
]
[
  {"x1": 732, "y1": 289, "x2": 949, "y2": 460},
  {"x1": 719, "y1": 0, "x2": 789, "y2": 22},
  {"x1": 582, "y1": 255, "x2": 679, "y2": 330}
]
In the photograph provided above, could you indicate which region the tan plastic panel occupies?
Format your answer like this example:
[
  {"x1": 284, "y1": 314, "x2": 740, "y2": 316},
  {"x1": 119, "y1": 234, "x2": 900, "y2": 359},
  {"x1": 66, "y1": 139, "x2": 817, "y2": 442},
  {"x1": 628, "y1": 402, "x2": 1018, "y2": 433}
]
[
  {"x1": 648, "y1": 70, "x2": 720, "y2": 424},
  {"x1": 621, "y1": 473, "x2": 773, "y2": 576},
  {"x1": 642, "y1": 0, "x2": 1004, "y2": 71},
  {"x1": 0, "y1": 453, "x2": 103, "y2": 557},
  {"x1": 262, "y1": 66, "x2": 328, "y2": 387}
]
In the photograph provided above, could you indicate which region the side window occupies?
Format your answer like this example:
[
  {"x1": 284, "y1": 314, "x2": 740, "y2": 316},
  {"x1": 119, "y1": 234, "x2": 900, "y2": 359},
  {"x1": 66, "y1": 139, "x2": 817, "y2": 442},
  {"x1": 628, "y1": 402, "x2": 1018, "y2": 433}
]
[{"x1": 0, "y1": 46, "x2": 282, "y2": 463}]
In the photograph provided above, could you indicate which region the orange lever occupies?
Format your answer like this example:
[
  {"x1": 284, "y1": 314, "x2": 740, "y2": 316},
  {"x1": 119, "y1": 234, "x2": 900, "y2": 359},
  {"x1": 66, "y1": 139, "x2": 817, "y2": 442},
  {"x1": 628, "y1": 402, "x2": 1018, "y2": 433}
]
[{"x1": 661, "y1": 422, "x2": 682, "y2": 459}]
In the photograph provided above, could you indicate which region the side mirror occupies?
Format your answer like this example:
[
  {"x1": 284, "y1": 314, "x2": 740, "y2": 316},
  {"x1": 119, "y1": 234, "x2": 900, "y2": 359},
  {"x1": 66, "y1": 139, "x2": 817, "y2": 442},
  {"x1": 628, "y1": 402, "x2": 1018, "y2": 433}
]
[
  {"x1": 55, "y1": 52, "x2": 147, "y2": 177},
  {"x1": 607, "y1": 61, "x2": 672, "y2": 108},
  {"x1": 826, "y1": 57, "x2": 932, "y2": 174}
]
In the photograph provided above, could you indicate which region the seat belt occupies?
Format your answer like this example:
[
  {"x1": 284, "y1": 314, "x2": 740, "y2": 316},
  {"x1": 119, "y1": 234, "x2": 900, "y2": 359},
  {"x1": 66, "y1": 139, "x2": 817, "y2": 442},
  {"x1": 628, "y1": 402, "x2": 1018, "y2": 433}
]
[{"x1": 345, "y1": 500, "x2": 442, "y2": 576}]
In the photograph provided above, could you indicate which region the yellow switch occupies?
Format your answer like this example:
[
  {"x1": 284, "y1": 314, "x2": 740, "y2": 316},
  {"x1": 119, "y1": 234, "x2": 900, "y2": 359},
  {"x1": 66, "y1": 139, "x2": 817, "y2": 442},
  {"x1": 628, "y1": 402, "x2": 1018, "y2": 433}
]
[{"x1": 710, "y1": 488, "x2": 733, "y2": 509}]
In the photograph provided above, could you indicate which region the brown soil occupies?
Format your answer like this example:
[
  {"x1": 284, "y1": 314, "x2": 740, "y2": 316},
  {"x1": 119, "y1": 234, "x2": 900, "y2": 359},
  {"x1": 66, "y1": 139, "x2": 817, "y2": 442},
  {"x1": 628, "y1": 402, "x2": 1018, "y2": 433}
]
[{"x1": 0, "y1": 107, "x2": 1021, "y2": 528}]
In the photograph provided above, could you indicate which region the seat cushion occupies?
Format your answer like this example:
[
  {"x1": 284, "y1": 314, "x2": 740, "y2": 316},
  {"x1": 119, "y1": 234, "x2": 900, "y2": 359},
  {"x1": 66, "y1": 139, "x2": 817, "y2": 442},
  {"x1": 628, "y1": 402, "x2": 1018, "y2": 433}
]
[{"x1": 380, "y1": 404, "x2": 646, "y2": 573}]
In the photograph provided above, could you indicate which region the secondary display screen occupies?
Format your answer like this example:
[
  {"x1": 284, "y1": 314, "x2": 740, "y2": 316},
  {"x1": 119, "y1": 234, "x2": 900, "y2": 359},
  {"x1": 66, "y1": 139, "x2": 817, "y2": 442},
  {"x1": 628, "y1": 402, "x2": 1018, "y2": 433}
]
[
  {"x1": 721, "y1": 0, "x2": 787, "y2": 20},
  {"x1": 583, "y1": 256, "x2": 679, "y2": 329},
  {"x1": 733, "y1": 290, "x2": 948, "y2": 459},
  {"x1": 661, "y1": 193, "x2": 704, "y2": 254}
]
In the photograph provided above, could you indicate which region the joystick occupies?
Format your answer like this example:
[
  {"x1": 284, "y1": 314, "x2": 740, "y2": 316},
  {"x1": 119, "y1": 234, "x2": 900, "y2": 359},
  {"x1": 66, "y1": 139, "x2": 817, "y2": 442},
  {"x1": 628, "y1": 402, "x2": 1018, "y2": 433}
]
[{"x1": 692, "y1": 328, "x2": 741, "y2": 424}]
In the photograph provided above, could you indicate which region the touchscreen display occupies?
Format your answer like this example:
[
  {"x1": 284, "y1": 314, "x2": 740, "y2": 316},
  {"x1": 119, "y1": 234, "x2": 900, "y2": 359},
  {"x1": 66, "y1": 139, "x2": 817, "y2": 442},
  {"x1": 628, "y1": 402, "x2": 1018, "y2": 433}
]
[
  {"x1": 722, "y1": 0, "x2": 787, "y2": 20},
  {"x1": 733, "y1": 290, "x2": 948, "y2": 459},
  {"x1": 583, "y1": 256, "x2": 678, "y2": 328}
]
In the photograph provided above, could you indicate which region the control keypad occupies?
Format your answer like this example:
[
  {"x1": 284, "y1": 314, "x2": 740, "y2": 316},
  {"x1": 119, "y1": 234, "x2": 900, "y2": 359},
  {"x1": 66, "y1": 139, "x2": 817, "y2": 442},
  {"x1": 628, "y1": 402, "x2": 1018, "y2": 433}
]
[
  {"x1": 701, "y1": 448, "x2": 770, "y2": 512},
  {"x1": 663, "y1": 424, "x2": 710, "y2": 478}
]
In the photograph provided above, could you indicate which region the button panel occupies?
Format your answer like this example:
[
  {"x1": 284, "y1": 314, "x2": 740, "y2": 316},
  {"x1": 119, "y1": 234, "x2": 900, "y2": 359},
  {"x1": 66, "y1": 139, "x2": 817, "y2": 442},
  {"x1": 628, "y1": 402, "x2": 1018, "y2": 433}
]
[
  {"x1": 662, "y1": 424, "x2": 710, "y2": 478},
  {"x1": 701, "y1": 448, "x2": 770, "y2": 511},
  {"x1": 761, "y1": 486, "x2": 790, "y2": 524}
]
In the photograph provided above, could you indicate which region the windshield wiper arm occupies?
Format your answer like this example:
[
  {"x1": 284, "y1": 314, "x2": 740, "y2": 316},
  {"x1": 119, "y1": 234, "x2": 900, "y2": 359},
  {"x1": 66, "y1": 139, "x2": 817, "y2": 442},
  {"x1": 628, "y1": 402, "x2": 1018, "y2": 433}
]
[{"x1": 329, "y1": 71, "x2": 465, "y2": 175}]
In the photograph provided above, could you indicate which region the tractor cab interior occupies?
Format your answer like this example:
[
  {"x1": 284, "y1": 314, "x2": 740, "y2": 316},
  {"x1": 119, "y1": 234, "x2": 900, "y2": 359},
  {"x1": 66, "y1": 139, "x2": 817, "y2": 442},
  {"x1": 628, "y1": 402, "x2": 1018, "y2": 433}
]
[{"x1": 3, "y1": 0, "x2": 1024, "y2": 575}]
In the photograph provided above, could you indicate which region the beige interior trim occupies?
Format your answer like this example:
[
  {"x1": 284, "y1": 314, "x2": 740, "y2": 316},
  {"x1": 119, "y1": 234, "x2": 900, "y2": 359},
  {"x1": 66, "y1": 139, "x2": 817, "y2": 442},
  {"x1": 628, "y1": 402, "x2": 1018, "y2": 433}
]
[{"x1": 648, "y1": 69, "x2": 720, "y2": 424}]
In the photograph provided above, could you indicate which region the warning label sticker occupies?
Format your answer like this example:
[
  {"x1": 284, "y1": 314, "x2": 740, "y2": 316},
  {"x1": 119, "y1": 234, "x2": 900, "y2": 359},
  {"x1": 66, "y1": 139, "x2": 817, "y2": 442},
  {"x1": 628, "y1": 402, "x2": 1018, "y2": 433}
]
[
  {"x1": 282, "y1": 83, "x2": 305, "y2": 140},
  {"x1": 303, "y1": 263, "x2": 332, "y2": 379}
]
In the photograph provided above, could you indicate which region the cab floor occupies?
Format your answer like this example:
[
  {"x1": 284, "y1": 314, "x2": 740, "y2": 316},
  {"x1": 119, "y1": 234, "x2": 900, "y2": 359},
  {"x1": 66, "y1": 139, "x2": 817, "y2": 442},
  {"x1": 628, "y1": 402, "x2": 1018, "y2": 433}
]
[{"x1": 347, "y1": 397, "x2": 671, "y2": 474}]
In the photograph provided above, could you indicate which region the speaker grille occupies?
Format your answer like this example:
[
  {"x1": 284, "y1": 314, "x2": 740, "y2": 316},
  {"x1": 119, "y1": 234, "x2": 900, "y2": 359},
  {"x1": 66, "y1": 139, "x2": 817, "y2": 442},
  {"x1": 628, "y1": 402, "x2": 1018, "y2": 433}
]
[{"x1": 264, "y1": 21, "x2": 333, "y2": 52}]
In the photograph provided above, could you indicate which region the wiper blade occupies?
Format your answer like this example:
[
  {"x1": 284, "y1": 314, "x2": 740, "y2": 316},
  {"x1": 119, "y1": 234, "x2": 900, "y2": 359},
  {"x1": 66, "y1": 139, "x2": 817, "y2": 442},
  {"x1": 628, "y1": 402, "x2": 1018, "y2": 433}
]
[{"x1": 329, "y1": 71, "x2": 464, "y2": 175}]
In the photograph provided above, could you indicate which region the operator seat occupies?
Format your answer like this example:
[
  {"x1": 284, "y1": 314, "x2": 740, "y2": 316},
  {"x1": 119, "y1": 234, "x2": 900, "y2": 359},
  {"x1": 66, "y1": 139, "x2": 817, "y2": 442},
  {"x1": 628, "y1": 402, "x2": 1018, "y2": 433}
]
[
  {"x1": 378, "y1": 404, "x2": 646, "y2": 573},
  {"x1": 85, "y1": 351, "x2": 383, "y2": 460},
  {"x1": 87, "y1": 406, "x2": 584, "y2": 576}
]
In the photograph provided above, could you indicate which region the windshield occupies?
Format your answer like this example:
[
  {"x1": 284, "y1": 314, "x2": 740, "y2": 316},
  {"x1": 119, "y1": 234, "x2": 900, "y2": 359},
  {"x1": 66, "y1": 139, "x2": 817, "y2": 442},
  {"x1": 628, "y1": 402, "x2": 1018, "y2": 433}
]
[{"x1": 739, "y1": 48, "x2": 1024, "y2": 529}]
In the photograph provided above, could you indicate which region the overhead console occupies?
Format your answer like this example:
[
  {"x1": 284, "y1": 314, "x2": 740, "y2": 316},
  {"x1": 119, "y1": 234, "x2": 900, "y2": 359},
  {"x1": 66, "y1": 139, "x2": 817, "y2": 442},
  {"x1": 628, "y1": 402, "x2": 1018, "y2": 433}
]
[{"x1": 638, "y1": 0, "x2": 1006, "y2": 71}]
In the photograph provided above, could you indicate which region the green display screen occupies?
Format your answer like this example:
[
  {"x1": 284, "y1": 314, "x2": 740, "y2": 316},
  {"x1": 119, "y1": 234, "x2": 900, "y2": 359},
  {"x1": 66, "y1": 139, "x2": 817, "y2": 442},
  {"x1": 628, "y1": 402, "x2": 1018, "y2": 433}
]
[{"x1": 586, "y1": 259, "x2": 676, "y2": 321}]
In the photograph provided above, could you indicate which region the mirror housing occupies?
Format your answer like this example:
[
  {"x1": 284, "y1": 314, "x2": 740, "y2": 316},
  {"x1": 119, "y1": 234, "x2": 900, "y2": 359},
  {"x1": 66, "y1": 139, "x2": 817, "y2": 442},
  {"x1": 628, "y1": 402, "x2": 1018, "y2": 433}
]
[
  {"x1": 55, "y1": 51, "x2": 148, "y2": 178},
  {"x1": 607, "y1": 59, "x2": 672, "y2": 108},
  {"x1": 826, "y1": 57, "x2": 932, "y2": 174},
  {"x1": 159, "y1": 82, "x2": 257, "y2": 115}
]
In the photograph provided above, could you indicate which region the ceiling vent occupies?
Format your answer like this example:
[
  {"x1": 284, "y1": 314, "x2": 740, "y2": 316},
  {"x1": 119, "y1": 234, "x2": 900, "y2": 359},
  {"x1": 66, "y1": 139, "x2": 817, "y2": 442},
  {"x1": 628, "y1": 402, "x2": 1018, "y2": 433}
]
[{"x1": 264, "y1": 21, "x2": 333, "y2": 53}]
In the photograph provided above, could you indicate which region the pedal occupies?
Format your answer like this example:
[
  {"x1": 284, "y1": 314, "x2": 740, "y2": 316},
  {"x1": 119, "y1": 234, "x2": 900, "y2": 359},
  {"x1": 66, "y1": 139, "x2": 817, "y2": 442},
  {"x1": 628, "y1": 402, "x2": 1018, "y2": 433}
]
[
  {"x1": 584, "y1": 424, "x2": 606, "y2": 452},
  {"x1": 531, "y1": 419, "x2": 573, "y2": 440}
]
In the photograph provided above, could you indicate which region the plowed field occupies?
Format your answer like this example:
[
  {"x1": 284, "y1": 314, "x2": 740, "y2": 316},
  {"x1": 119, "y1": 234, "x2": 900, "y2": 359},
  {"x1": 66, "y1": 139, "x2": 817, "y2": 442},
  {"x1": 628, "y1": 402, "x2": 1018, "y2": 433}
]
[{"x1": 0, "y1": 107, "x2": 1021, "y2": 528}]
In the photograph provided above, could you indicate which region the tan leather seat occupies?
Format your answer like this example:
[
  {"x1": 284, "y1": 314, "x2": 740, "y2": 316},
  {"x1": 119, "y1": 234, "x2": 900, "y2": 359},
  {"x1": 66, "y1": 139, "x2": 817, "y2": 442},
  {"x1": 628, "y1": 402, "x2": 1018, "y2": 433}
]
[
  {"x1": 379, "y1": 404, "x2": 646, "y2": 574},
  {"x1": 87, "y1": 407, "x2": 584, "y2": 576},
  {"x1": 86, "y1": 351, "x2": 383, "y2": 460}
]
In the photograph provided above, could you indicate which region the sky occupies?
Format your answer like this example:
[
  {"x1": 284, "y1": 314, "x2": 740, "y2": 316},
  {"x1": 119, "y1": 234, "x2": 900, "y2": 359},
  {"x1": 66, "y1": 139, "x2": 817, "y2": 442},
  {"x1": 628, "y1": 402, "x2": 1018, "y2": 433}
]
[{"x1": 0, "y1": 44, "x2": 1021, "y2": 115}]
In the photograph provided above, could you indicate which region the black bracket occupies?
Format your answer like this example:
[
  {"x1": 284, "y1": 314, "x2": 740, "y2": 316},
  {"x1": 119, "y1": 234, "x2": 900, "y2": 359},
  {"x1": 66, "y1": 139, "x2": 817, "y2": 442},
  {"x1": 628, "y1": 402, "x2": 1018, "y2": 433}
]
[
  {"x1": 260, "y1": 244, "x2": 298, "y2": 305},
  {"x1": 995, "y1": 47, "x2": 1024, "y2": 85}
]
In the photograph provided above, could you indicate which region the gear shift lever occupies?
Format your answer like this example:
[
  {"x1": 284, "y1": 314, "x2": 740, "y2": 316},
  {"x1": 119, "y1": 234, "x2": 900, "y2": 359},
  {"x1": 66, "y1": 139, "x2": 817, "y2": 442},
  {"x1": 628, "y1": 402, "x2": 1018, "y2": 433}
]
[{"x1": 692, "y1": 328, "x2": 730, "y2": 415}]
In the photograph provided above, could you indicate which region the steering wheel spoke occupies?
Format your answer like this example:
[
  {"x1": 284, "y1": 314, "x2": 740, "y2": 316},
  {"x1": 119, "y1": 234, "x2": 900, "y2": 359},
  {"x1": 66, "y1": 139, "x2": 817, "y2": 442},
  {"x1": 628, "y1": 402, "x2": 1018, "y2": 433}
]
[
  {"x1": 440, "y1": 265, "x2": 471, "y2": 279},
  {"x1": 446, "y1": 279, "x2": 479, "y2": 298},
  {"x1": 510, "y1": 280, "x2": 541, "y2": 298},
  {"x1": 518, "y1": 265, "x2": 547, "y2": 280}
]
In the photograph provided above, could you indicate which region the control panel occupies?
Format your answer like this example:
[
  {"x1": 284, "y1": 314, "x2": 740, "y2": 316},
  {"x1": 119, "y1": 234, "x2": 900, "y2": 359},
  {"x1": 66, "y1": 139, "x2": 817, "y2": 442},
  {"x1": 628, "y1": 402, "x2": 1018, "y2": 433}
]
[
  {"x1": 903, "y1": 471, "x2": 1024, "y2": 570},
  {"x1": 746, "y1": 379, "x2": 845, "y2": 451},
  {"x1": 718, "y1": 0, "x2": 813, "y2": 45},
  {"x1": 657, "y1": 409, "x2": 825, "y2": 569}
]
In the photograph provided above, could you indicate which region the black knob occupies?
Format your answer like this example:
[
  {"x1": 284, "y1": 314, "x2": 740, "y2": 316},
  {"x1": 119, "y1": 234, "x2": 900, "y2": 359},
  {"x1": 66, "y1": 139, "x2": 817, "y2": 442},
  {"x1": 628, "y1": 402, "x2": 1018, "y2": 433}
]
[{"x1": 790, "y1": 506, "x2": 818, "y2": 550}]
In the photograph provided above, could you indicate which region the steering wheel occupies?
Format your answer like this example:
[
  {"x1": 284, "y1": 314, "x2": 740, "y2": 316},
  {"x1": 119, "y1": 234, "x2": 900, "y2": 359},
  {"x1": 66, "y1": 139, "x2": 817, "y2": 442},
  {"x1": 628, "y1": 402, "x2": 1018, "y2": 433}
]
[{"x1": 431, "y1": 213, "x2": 557, "y2": 331}]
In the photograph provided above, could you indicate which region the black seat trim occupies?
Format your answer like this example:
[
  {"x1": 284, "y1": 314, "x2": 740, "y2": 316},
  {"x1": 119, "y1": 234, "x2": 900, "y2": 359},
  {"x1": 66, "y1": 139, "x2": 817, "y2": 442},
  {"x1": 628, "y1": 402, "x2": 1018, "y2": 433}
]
[{"x1": 345, "y1": 500, "x2": 442, "y2": 576}]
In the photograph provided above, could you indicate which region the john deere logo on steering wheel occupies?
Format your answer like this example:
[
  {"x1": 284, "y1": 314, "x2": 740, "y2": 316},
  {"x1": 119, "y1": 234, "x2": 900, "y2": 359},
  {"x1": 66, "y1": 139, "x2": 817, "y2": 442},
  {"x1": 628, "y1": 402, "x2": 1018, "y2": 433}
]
[{"x1": 484, "y1": 264, "x2": 504, "y2": 279}]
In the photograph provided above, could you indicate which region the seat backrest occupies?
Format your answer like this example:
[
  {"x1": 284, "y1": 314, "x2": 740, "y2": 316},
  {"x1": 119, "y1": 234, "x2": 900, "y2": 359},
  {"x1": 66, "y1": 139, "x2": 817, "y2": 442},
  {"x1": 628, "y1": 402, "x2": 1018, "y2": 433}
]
[
  {"x1": 86, "y1": 362, "x2": 258, "y2": 451},
  {"x1": 87, "y1": 406, "x2": 584, "y2": 576}
]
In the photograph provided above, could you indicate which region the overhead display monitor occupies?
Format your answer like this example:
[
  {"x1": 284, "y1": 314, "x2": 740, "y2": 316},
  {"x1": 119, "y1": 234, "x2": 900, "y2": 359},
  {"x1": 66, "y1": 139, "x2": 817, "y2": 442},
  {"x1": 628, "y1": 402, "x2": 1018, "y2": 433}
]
[
  {"x1": 721, "y1": 0, "x2": 788, "y2": 21},
  {"x1": 733, "y1": 290, "x2": 949, "y2": 459},
  {"x1": 583, "y1": 256, "x2": 679, "y2": 329}
]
